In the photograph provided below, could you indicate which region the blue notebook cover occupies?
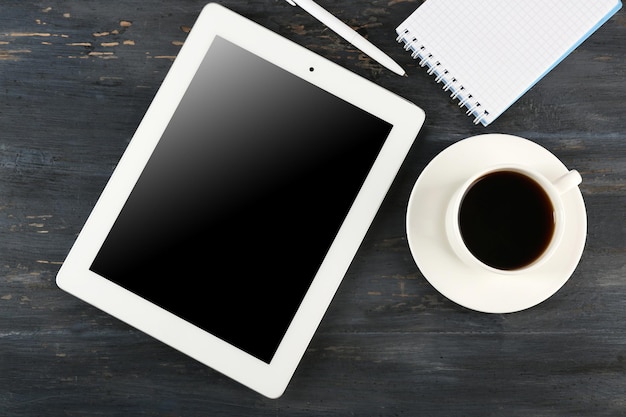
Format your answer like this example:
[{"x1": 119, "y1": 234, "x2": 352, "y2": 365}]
[{"x1": 396, "y1": 0, "x2": 622, "y2": 125}]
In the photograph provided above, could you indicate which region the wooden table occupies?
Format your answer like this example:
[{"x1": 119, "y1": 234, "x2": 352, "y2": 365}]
[{"x1": 1, "y1": 1, "x2": 624, "y2": 415}]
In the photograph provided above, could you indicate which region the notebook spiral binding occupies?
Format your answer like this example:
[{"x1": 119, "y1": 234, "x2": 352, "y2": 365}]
[{"x1": 396, "y1": 29, "x2": 489, "y2": 126}]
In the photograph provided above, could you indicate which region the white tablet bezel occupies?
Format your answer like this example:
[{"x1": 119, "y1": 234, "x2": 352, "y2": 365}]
[{"x1": 56, "y1": 3, "x2": 424, "y2": 398}]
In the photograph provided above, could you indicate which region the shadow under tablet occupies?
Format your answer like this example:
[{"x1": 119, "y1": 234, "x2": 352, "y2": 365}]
[{"x1": 90, "y1": 36, "x2": 392, "y2": 364}]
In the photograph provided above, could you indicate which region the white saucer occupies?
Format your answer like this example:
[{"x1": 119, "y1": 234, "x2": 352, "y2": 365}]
[{"x1": 406, "y1": 134, "x2": 587, "y2": 313}]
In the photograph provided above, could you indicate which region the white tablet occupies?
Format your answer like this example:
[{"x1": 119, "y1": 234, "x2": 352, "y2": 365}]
[{"x1": 56, "y1": 3, "x2": 424, "y2": 398}]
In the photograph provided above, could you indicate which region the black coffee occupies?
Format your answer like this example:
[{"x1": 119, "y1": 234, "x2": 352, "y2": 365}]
[{"x1": 458, "y1": 170, "x2": 555, "y2": 270}]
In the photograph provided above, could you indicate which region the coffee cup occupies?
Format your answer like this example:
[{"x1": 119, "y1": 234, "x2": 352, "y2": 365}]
[
  {"x1": 445, "y1": 164, "x2": 582, "y2": 274},
  {"x1": 406, "y1": 134, "x2": 587, "y2": 313}
]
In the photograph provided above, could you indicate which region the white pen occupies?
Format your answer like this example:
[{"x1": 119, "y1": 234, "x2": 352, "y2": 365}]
[{"x1": 284, "y1": 0, "x2": 407, "y2": 76}]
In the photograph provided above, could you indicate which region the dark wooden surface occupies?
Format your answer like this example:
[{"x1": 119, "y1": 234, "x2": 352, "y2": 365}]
[{"x1": 1, "y1": 1, "x2": 625, "y2": 415}]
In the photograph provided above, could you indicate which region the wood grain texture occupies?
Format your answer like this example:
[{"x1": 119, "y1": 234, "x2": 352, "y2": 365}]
[{"x1": 1, "y1": 1, "x2": 625, "y2": 416}]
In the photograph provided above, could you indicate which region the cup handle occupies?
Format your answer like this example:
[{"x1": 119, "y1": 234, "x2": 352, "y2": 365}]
[{"x1": 553, "y1": 170, "x2": 582, "y2": 195}]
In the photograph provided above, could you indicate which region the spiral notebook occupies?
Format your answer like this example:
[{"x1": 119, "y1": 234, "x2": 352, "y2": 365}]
[{"x1": 396, "y1": 0, "x2": 622, "y2": 126}]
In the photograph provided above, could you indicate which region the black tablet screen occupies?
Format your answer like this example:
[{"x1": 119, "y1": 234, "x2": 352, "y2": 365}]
[{"x1": 90, "y1": 36, "x2": 392, "y2": 363}]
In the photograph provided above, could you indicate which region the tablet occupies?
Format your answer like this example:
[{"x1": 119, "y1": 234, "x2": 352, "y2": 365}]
[{"x1": 56, "y1": 3, "x2": 424, "y2": 398}]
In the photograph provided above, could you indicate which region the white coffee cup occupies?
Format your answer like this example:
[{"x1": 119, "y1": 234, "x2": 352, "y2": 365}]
[{"x1": 445, "y1": 164, "x2": 582, "y2": 275}]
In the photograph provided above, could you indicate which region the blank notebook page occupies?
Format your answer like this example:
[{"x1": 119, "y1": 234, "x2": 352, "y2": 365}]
[{"x1": 396, "y1": 0, "x2": 622, "y2": 125}]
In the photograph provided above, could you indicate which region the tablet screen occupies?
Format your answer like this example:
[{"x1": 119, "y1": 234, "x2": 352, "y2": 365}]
[{"x1": 90, "y1": 36, "x2": 392, "y2": 364}]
